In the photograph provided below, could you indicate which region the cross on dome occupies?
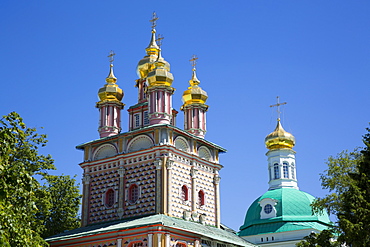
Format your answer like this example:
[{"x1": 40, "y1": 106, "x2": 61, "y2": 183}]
[
  {"x1": 149, "y1": 12, "x2": 159, "y2": 30},
  {"x1": 190, "y1": 55, "x2": 198, "y2": 70},
  {"x1": 156, "y1": 34, "x2": 164, "y2": 48},
  {"x1": 107, "y1": 50, "x2": 116, "y2": 65},
  {"x1": 270, "y1": 96, "x2": 287, "y2": 120}
]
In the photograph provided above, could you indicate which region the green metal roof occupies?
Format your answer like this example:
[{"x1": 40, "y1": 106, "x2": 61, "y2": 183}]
[
  {"x1": 239, "y1": 188, "x2": 331, "y2": 236},
  {"x1": 47, "y1": 214, "x2": 255, "y2": 246}
]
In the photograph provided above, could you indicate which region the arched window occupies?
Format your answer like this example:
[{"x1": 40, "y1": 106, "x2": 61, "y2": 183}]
[
  {"x1": 129, "y1": 184, "x2": 139, "y2": 203},
  {"x1": 291, "y1": 163, "x2": 295, "y2": 179},
  {"x1": 274, "y1": 163, "x2": 280, "y2": 179},
  {"x1": 105, "y1": 189, "x2": 115, "y2": 208},
  {"x1": 181, "y1": 185, "x2": 189, "y2": 201},
  {"x1": 198, "y1": 190, "x2": 205, "y2": 206},
  {"x1": 283, "y1": 162, "x2": 289, "y2": 178}
]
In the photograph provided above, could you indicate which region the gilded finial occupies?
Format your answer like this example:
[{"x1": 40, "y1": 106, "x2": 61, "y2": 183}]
[
  {"x1": 189, "y1": 55, "x2": 200, "y2": 86},
  {"x1": 106, "y1": 50, "x2": 116, "y2": 81},
  {"x1": 270, "y1": 96, "x2": 287, "y2": 121},
  {"x1": 150, "y1": 12, "x2": 159, "y2": 30}
]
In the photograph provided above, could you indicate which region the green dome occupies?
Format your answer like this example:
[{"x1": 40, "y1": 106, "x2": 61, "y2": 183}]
[{"x1": 239, "y1": 188, "x2": 331, "y2": 236}]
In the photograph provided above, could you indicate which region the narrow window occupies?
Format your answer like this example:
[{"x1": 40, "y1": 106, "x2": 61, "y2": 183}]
[
  {"x1": 134, "y1": 114, "x2": 140, "y2": 128},
  {"x1": 266, "y1": 237, "x2": 268, "y2": 241},
  {"x1": 181, "y1": 185, "x2": 188, "y2": 201},
  {"x1": 198, "y1": 190, "x2": 205, "y2": 206},
  {"x1": 105, "y1": 189, "x2": 115, "y2": 207},
  {"x1": 272, "y1": 236, "x2": 274, "y2": 241},
  {"x1": 261, "y1": 238, "x2": 263, "y2": 242},
  {"x1": 283, "y1": 162, "x2": 289, "y2": 178},
  {"x1": 274, "y1": 163, "x2": 280, "y2": 179},
  {"x1": 143, "y1": 111, "x2": 149, "y2": 125},
  {"x1": 129, "y1": 184, "x2": 139, "y2": 203},
  {"x1": 291, "y1": 163, "x2": 295, "y2": 179}
]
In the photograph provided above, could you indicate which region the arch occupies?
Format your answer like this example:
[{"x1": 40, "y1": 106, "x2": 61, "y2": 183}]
[
  {"x1": 94, "y1": 143, "x2": 118, "y2": 161},
  {"x1": 198, "y1": 146, "x2": 211, "y2": 161},
  {"x1": 283, "y1": 162, "x2": 289, "y2": 178},
  {"x1": 105, "y1": 188, "x2": 115, "y2": 208},
  {"x1": 181, "y1": 185, "x2": 189, "y2": 201},
  {"x1": 127, "y1": 135, "x2": 153, "y2": 153},
  {"x1": 174, "y1": 136, "x2": 190, "y2": 152},
  {"x1": 128, "y1": 184, "x2": 139, "y2": 203},
  {"x1": 198, "y1": 190, "x2": 205, "y2": 206}
]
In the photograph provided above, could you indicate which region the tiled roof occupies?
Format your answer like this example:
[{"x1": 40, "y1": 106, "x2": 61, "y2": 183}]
[{"x1": 47, "y1": 215, "x2": 255, "y2": 247}]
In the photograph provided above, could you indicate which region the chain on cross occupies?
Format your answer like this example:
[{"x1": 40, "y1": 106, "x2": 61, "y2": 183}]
[
  {"x1": 108, "y1": 50, "x2": 116, "y2": 65},
  {"x1": 270, "y1": 96, "x2": 287, "y2": 120},
  {"x1": 150, "y1": 12, "x2": 159, "y2": 30},
  {"x1": 190, "y1": 55, "x2": 198, "y2": 69}
]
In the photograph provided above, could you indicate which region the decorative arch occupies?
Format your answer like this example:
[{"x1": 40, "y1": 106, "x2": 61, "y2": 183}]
[
  {"x1": 128, "y1": 184, "x2": 140, "y2": 203},
  {"x1": 127, "y1": 135, "x2": 153, "y2": 153},
  {"x1": 93, "y1": 143, "x2": 118, "y2": 161},
  {"x1": 198, "y1": 189, "x2": 205, "y2": 206},
  {"x1": 181, "y1": 185, "x2": 189, "y2": 201},
  {"x1": 105, "y1": 188, "x2": 115, "y2": 208},
  {"x1": 198, "y1": 146, "x2": 211, "y2": 161},
  {"x1": 174, "y1": 136, "x2": 190, "y2": 152}
]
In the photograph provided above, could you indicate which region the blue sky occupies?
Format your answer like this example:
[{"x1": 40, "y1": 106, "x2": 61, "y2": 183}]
[{"x1": 1, "y1": 1, "x2": 369, "y2": 230}]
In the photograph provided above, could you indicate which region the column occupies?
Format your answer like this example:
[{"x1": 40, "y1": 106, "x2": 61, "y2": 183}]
[
  {"x1": 157, "y1": 233, "x2": 162, "y2": 247},
  {"x1": 117, "y1": 163, "x2": 125, "y2": 218},
  {"x1": 190, "y1": 165, "x2": 198, "y2": 212},
  {"x1": 165, "y1": 234, "x2": 170, "y2": 247},
  {"x1": 213, "y1": 172, "x2": 221, "y2": 228},
  {"x1": 155, "y1": 158, "x2": 163, "y2": 213},
  {"x1": 166, "y1": 159, "x2": 174, "y2": 216},
  {"x1": 117, "y1": 238, "x2": 122, "y2": 247},
  {"x1": 82, "y1": 173, "x2": 91, "y2": 226},
  {"x1": 148, "y1": 233, "x2": 153, "y2": 247}
]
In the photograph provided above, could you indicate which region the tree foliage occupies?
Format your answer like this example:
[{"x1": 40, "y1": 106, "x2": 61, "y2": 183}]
[
  {"x1": 297, "y1": 126, "x2": 370, "y2": 246},
  {"x1": 0, "y1": 112, "x2": 81, "y2": 246}
]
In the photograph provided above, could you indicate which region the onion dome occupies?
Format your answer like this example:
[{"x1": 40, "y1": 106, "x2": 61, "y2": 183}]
[
  {"x1": 182, "y1": 68, "x2": 208, "y2": 106},
  {"x1": 265, "y1": 119, "x2": 295, "y2": 150},
  {"x1": 98, "y1": 64, "x2": 124, "y2": 103},
  {"x1": 146, "y1": 49, "x2": 173, "y2": 87}
]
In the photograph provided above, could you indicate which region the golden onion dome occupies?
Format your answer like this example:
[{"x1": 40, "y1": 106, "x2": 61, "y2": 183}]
[
  {"x1": 265, "y1": 119, "x2": 295, "y2": 150},
  {"x1": 182, "y1": 68, "x2": 208, "y2": 106},
  {"x1": 136, "y1": 29, "x2": 171, "y2": 79},
  {"x1": 98, "y1": 64, "x2": 124, "y2": 103},
  {"x1": 146, "y1": 49, "x2": 173, "y2": 87}
]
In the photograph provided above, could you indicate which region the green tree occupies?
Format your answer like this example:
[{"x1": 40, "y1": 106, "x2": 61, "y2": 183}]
[
  {"x1": 0, "y1": 112, "x2": 81, "y2": 246},
  {"x1": 297, "y1": 127, "x2": 370, "y2": 246},
  {"x1": 296, "y1": 229, "x2": 340, "y2": 247}
]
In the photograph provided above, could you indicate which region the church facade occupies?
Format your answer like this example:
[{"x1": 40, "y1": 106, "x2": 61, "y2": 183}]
[{"x1": 46, "y1": 15, "x2": 330, "y2": 247}]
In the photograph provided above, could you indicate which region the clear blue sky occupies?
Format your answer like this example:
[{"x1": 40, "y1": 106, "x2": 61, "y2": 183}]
[{"x1": 1, "y1": 1, "x2": 369, "y2": 230}]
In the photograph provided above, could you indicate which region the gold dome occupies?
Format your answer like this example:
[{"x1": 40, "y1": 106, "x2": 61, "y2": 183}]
[
  {"x1": 182, "y1": 68, "x2": 208, "y2": 106},
  {"x1": 98, "y1": 64, "x2": 124, "y2": 103},
  {"x1": 265, "y1": 119, "x2": 295, "y2": 150},
  {"x1": 146, "y1": 49, "x2": 173, "y2": 87}
]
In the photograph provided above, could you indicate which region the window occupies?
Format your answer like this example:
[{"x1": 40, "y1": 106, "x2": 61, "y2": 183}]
[
  {"x1": 198, "y1": 190, "x2": 205, "y2": 206},
  {"x1": 105, "y1": 189, "x2": 115, "y2": 208},
  {"x1": 134, "y1": 114, "x2": 140, "y2": 128},
  {"x1": 130, "y1": 242, "x2": 144, "y2": 247},
  {"x1": 181, "y1": 185, "x2": 189, "y2": 201},
  {"x1": 264, "y1": 204, "x2": 273, "y2": 214},
  {"x1": 129, "y1": 184, "x2": 139, "y2": 203},
  {"x1": 291, "y1": 163, "x2": 295, "y2": 179},
  {"x1": 283, "y1": 162, "x2": 289, "y2": 178},
  {"x1": 274, "y1": 163, "x2": 280, "y2": 179},
  {"x1": 143, "y1": 111, "x2": 149, "y2": 125}
]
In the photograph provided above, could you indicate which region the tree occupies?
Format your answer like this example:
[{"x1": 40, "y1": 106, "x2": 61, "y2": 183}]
[
  {"x1": 0, "y1": 112, "x2": 81, "y2": 246},
  {"x1": 297, "y1": 127, "x2": 370, "y2": 246},
  {"x1": 296, "y1": 229, "x2": 340, "y2": 247}
]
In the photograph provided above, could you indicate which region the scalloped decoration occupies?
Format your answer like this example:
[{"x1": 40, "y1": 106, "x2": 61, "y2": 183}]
[
  {"x1": 127, "y1": 135, "x2": 153, "y2": 153},
  {"x1": 174, "y1": 136, "x2": 190, "y2": 152},
  {"x1": 94, "y1": 144, "x2": 118, "y2": 160},
  {"x1": 198, "y1": 146, "x2": 211, "y2": 161}
]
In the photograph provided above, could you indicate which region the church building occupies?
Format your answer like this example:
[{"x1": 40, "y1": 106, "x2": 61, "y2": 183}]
[{"x1": 46, "y1": 14, "x2": 330, "y2": 247}]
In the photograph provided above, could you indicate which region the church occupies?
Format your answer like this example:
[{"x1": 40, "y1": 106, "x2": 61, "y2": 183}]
[{"x1": 46, "y1": 14, "x2": 331, "y2": 247}]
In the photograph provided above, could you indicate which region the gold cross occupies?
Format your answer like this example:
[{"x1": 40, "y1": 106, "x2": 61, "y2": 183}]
[
  {"x1": 156, "y1": 34, "x2": 164, "y2": 48},
  {"x1": 108, "y1": 50, "x2": 116, "y2": 64},
  {"x1": 150, "y1": 12, "x2": 159, "y2": 29},
  {"x1": 190, "y1": 55, "x2": 198, "y2": 68},
  {"x1": 270, "y1": 96, "x2": 287, "y2": 120}
]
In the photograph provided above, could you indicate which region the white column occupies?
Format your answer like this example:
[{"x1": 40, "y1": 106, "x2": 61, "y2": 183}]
[
  {"x1": 165, "y1": 234, "x2": 170, "y2": 247},
  {"x1": 117, "y1": 238, "x2": 122, "y2": 247},
  {"x1": 157, "y1": 233, "x2": 162, "y2": 247},
  {"x1": 148, "y1": 233, "x2": 153, "y2": 247}
]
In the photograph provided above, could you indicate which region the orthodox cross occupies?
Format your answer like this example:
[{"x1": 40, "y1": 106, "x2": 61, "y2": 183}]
[
  {"x1": 150, "y1": 12, "x2": 159, "y2": 29},
  {"x1": 270, "y1": 96, "x2": 287, "y2": 120},
  {"x1": 156, "y1": 34, "x2": 164, "y2": 48},
  {"x1": 108, "y1": 50, "x2": 116, "y2": 65},
  {"x1": 190, "y1": 55, "x2": 198, "y2": 69}
]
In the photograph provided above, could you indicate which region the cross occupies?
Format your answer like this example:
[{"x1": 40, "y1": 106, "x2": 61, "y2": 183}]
[
  {"x1": 190, "y1": 55, "x2": 198, "y2": 69},
  {"x1": 107, "y1": 50, "x2": 115, "y2": 64},
  {"x1": 150, "y1": 12, "x2": 159, "y2": 29},
  {"x1": 270, "y1": 96, "x2": 287, "y2": 120},
  {"x1": 156, "y1": 34, "x2": 164, "y2": 48}
]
